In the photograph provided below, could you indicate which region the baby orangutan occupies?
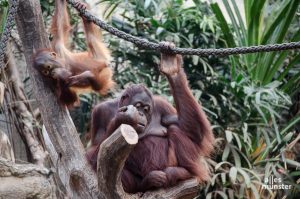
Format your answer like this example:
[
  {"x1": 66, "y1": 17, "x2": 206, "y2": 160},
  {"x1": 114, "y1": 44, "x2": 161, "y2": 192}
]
[{"x1": 33, "y1": 0, "x2": 114, "y2": 106}]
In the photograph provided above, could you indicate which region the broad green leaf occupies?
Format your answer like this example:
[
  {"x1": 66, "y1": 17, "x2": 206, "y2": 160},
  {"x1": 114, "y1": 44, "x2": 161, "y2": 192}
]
[
  {"x1": 211, "y1": 173, "x2": 221, "y2": 186},
  {"x1": 0, "y1": 5, "x2": 8, "y2": 33},
  {"x1": 229, "y1": 166, "x2": 237, "y2": 183},
  {"x1": 249, "y1": 183, "x2": 260, "y2": 199},
  {"x1": 211, "y1": 3, "x2": 236, "y2": 47},
  {"x1": 221, "y1": 173, "x2": 226, "y2": 184},
  {"x1": 247, "y1": 0, "x2": 266, "y2": 46},
  {"x1": 285, "y1": 159, "x2": 300, "y2": 168},
  {"x1": 243, "y1": 168, "x2": 261, "y2": 181},
  {"x1": 206, "y1": 192, "x2": 212, "y2": 199},
  {"x1": 237, "y1": 168, "x2": 251, "y2": 187},
  {"x1": 225, "y1": 130, "x2": 233, "y2": 143},
  {"x1": 156, "y1": 27, "x2": 164, "y2": 35},
  {"x1": 259, "y1": 0, "x2": 299, "y2": 81},
  {"x1": 280, "y1": 115, "x2": 300, "y2": 135},
  {"x1": 232, "y1": 133, "x2": 242, "y2": 150},
  {"x1": 261, "y1": 0, "x2": 292, "y2": 44},
  {"x1": 222, "y1": 0, "x2": 244, "y2": 46},
  {"x1": 230, "y1": 0, "x2": 246, "y2": 38},
  {"x1": 144, "y1": 0, "x2": 152, "y2": 9},
  {"x1": 232, "y1": 147, "x2": 241, "y2": 167},
  {"x1": 222, "y1": 144, "x2": 231, "y2": 161},
  {"x1": 215, "y1": 161, "x2": 232, "y2": 170}
]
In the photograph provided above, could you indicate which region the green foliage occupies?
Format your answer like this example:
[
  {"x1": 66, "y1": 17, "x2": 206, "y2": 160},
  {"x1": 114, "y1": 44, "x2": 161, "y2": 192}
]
[
  {"x1": 0, "y1": 0, "x2": 8, "y2": 7},
  {"x1": 211, "y1": 0, "x2": 300, "y2": 93},
  {"x1": 101, "y1": 0, "x2": 225, "y2": 93},
  {"x1": 0, "y1": 0, "x2": 8, "y2": 34},
  {"x1": 206, "y1": 0, "x2": 300, "y2": 198}
]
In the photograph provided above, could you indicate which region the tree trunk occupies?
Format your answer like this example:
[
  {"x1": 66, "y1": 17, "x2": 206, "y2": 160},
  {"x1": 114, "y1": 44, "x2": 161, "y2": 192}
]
[
  {"x1": 13, "y1": 0, "x2": 99, "y2": 198},
  {"x1": 4, "y1": 43, "x2": 47, "y2": 166}
]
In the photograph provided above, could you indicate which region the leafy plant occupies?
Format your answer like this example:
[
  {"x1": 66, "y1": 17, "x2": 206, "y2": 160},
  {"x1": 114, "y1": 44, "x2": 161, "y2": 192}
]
[
  {"x1": 100, "y1": 0, "x2": 225, "y2": 90},
  {"x1": 205, "y1": 1, "x2": 300, "y2": 198},
  {"x1": 211, "y1": 0, "x2": 300, "y2": 93}
]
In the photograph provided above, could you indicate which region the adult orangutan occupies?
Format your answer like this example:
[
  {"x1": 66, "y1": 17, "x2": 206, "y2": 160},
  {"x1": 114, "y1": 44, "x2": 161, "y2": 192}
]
[
  {"x1": 86, "y1": 43, "x2": 215, "y2": 193},
  {"x1": 33, "y1": 0, "x2": 113, "y2": 106}
]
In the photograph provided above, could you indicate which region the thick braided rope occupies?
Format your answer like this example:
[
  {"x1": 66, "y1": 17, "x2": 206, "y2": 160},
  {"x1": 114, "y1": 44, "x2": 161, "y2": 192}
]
[
  {"x1": 67, "y1": 0, "x2": 300, "y2": 56},
  {"x1": 0, "y1": 0, "x2": 19, "y2": 66}
]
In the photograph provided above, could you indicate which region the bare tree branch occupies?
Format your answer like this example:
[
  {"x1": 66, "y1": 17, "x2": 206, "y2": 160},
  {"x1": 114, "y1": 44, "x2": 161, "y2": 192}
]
[
  {"x1": 0, "y1": 157, "x2": 54, "y2": 199},
  {"x1": 97, "y1": 124, "x2": 200, "y2": 199},
  {"x1": 139, "y1": 179, "x2": 200, "y2": 199},
  {"x1": 97, "y1": 124, "x2": 138, "y2": 199}
]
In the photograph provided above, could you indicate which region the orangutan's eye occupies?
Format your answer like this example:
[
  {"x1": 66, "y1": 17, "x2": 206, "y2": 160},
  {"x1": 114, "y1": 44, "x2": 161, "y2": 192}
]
[
  {"x1": 135, "y1": 102, "x2": 142, "y2": 108},
  {"x1": 42, "y1": 70, "x2": 49, "y2": 75},
  {"x1": 144, "y1": 105, "x2": 150, "y2": 113}
]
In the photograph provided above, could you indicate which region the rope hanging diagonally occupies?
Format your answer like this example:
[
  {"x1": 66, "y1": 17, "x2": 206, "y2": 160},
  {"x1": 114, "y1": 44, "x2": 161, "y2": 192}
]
[
  {"x1": 66, "y1": 0, "x2": 300, "y2": 57},
  {"x1": 0, "y1": 0, "x2": 19, "y2": 67}
]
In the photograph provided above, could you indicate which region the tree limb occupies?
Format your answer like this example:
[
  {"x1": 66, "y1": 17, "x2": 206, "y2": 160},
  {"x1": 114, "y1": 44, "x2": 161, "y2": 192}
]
[
  {"x1": 97, "y1": 124, "x2": 138, "y2": 199},
  {"x1": 97, "y1": 124, "x2": 200, "y2": 199},
  {"x1": 0, "y1": 157, "x2": 54, "y2": 199}
]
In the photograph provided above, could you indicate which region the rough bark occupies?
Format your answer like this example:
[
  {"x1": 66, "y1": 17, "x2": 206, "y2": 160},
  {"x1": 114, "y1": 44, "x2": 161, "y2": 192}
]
[
  {"x1": 1, "y1": 48, "x2": 28, "y2": 162},
  {"x1": 13, "y1": 0, "x2": 99, "y2": 198},
  {"x1": 140, "y1": 179, "x2": 200, "y2": 199},
  {"x1": 0, "y1": 157, "x2": 54, "y2": 199},
  {"x1": 4, "y1": 44, "x2": 47, "y2": 166},
  {"x1": 97, "y1": 124, "x2": 138, "y2": 199},
  {"x1": 0, "y1": 132, "x2": 53, "y2": 198},
  {"x1": 97, "y1": 124, "x2": 200, "y2": 199},
  {"x1": 0, "y1": 130, "x2": 15, "y2": 162}
]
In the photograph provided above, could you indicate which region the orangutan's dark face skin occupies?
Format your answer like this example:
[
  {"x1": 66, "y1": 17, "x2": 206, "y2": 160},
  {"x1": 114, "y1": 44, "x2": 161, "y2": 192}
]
[
  {"x1": 118, "y1": 91, "x2": 153, "y2": 134},
  {"x1": 33, "y1": 50, "x2": 71, "y2": 80}
]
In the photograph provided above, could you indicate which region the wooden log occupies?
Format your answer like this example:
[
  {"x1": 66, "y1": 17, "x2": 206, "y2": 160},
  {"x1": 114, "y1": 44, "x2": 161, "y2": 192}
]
[
  {"x1": 97, "y1": 124, "x2": 138, "y2": 199},
  {"x1": 139, "y1": 178, "x2": 200, "y2": 199},
  {"x1": 0, "y1": 157, "x2": 54, "y2": 199},
  {"x1": 97, "y1": 124, "x2": 200, "y2": 199}
]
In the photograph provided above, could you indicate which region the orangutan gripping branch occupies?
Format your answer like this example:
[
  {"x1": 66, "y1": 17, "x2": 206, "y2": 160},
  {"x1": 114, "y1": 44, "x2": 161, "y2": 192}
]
[
  {"x1": 33, "y1": 0, "x2": 114, "y2": 106},
  {"x1": 86, "y1": 43, "x2": 215, "y2": 193}
]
